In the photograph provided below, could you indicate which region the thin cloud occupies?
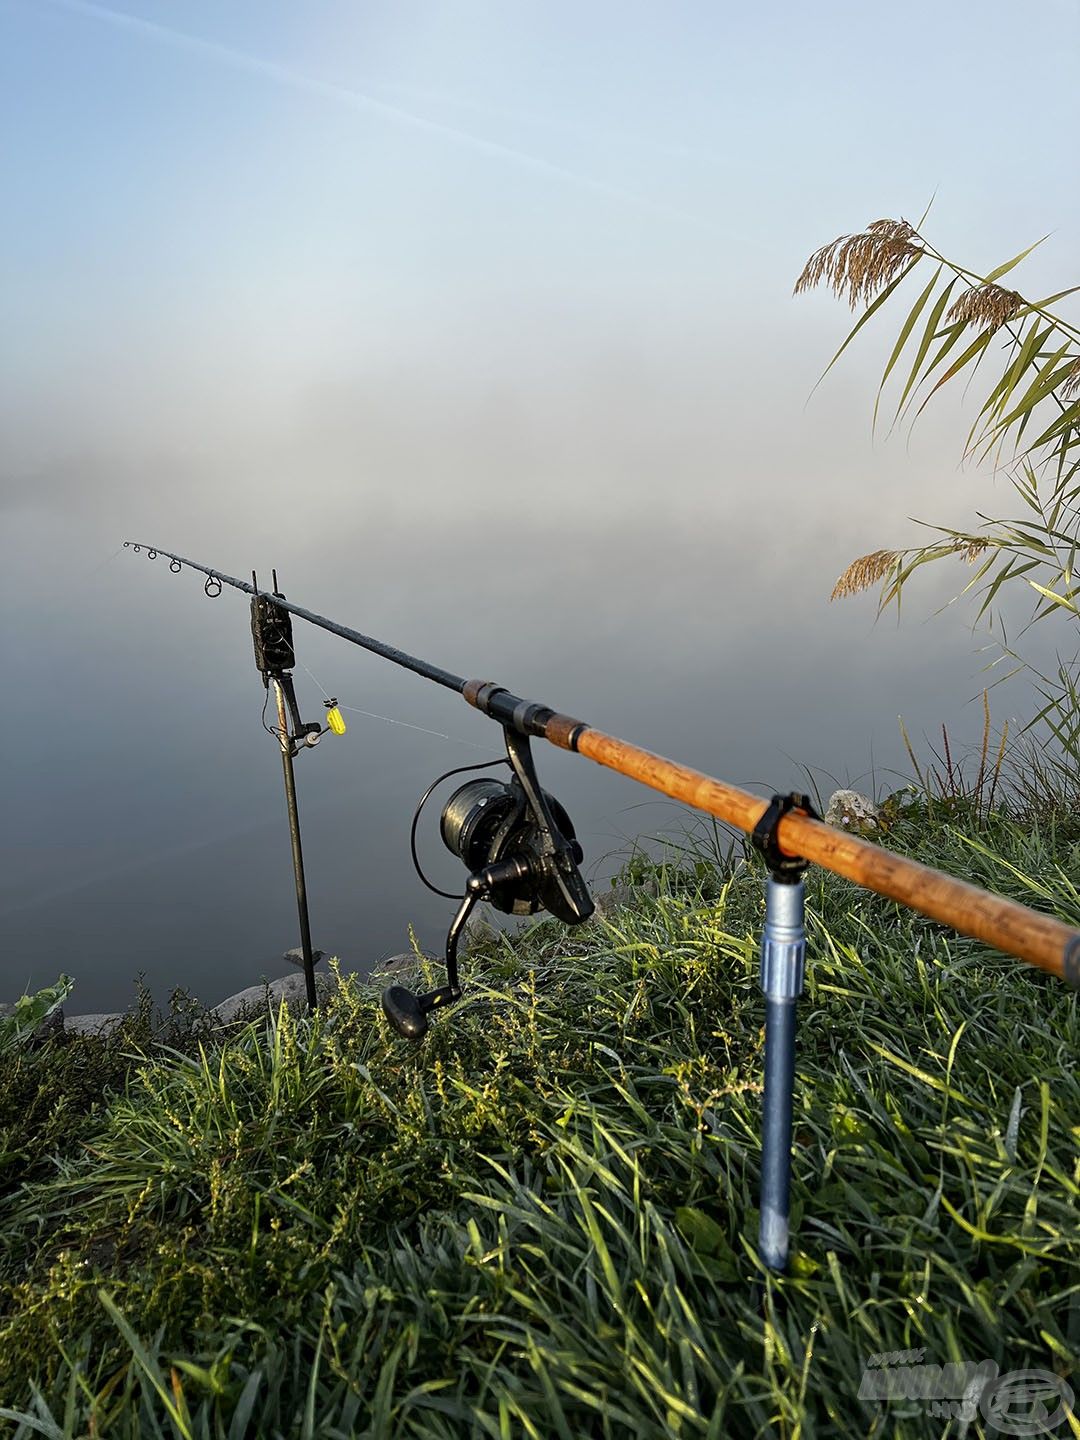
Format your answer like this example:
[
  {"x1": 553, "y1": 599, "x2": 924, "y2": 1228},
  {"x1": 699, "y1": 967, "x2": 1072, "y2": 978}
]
[
  {"x1": 36, "y1": 0, "x2": 723, "y2": 235},
  {"x1": 372, "y1": 80, "x2": 723, "y2": 165}
]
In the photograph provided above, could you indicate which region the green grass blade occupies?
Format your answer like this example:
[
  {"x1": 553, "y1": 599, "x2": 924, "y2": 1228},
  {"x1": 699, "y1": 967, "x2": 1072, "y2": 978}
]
[
  {"x1": 227, "y1": 1371, "x2": 264, "y2": 1440},
  {"x1": 97, "y1": 1291, "x2": 193, "y2": 1440}
]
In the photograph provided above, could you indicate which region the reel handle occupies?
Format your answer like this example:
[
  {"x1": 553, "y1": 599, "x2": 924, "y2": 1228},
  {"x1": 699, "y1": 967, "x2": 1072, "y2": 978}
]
[
  {"x1": 381, "y1": 981, "x2": 461, "y2": 1041},
  {"x1": 380, "y1": 857, "x2": 532, "y2": 1041}
]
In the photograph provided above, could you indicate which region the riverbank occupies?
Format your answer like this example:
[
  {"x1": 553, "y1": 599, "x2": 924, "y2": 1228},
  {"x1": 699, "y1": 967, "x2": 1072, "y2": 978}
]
[{"x1": 1, "y1": 791, "x2": 1077, "y2": 1436}]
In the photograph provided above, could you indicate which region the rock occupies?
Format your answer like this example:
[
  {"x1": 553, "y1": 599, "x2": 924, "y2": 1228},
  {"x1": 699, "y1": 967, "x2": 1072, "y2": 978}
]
[
  {"x1": 590, "y1": 876, "x2": 659, "y2": 921},
  {"x1": 64, "y1": 1012, "x2": 124, "y2": 1038},
  {"x1": 373, "y1": 953, "x2": 418, "y2": 975},
  {"x1": 824, "y1": 789, "x2": 884, "y2": 837},
  {"x1": 592, "y1": 883, "x2": 633, "y2": 918},
  {"x1": 212, "y1": 971, "x2": 341, "y2": 1024},
  {"x1": 463, "y1": 910, "x2": 499, "y2": 950},
  {"x1": 369, "y1": 952, "x2": 438, "y2": 983},
  {"x1": 283, "y1": 947, "x2": 326, "y2": 970},
  {"x1": 27, "y1": 1005, "x2": 66, "y2": 1048}
]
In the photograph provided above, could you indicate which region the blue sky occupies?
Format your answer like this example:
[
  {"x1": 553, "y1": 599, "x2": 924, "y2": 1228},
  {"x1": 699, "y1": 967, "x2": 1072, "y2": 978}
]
[{"x1": 4, "y1": 0, "x2": 1077, "y2": 450}]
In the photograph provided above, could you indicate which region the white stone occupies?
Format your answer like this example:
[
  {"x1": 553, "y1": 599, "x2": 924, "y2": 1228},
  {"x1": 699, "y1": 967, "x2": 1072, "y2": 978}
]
[
  {"x1": 212, "y1": 971, "x2": 341, "y2": 1024},
  {"x1": 824, "y1": 789, "x2": 883, "y2": 835}
]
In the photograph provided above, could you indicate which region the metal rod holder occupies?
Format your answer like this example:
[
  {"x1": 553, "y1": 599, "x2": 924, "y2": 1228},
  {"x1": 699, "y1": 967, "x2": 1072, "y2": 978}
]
[{"x1": 757, "y1": 871, "x2": 806, "y2": 1271}]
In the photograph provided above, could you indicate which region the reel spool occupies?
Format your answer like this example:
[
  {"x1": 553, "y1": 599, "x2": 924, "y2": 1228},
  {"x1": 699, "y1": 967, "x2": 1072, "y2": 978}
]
[{"x1": 440, "y1": 776, "x2": 584, "y2": 918}]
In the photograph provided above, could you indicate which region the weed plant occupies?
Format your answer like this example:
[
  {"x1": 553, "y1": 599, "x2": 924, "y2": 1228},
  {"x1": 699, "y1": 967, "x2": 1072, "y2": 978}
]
[{"x1": 0, "y1": 795, "x2": 1077, "y2": 1437}]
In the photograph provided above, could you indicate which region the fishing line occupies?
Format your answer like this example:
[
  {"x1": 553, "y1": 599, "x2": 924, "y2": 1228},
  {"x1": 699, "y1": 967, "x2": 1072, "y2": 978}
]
[
  {"x1": 83, "y1": 544, "x2": 126, "y2": 580},
  {"x1": 40, "y1": 0, "x2": 722, "y2": 236},
  {"x1": 337, "y1": 706, "x2": 493, "y2": 753},
  {"x1": 293, "y1": 655, "x2": 492, "y2": 754}
]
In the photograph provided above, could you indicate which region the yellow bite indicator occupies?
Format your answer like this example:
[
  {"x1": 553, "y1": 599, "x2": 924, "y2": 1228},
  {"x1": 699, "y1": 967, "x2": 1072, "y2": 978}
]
[{"x1": 324, "y1": 701, "x2": 346, "y2": 736}]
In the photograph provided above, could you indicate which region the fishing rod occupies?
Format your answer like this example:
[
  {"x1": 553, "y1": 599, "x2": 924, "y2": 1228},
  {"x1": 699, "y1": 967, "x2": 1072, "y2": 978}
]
[
  {"x1": 124, "y1": 543, "x2": 467, "y2": 691},
  {"x1": 125, "y1": 540, "x2": 1080, "y2": 1272},
  {"x1": 124, "y1": 541, "x2": 1080, "y2": 987}
]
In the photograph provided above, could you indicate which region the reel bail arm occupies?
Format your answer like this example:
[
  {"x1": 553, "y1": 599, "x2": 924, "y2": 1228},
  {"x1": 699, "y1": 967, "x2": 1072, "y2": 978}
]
[{"x1": 501, "y1": 726, "x2": 593, "y2": 927}]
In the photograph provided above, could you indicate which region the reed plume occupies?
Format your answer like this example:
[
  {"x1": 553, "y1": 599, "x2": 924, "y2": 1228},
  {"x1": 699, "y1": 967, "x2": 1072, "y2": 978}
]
[
  {"x1": 831, "y1": 550, "x2": 900, "y2": 600},
  {"x1": 946, "y1": 284, "x2": 1024, "y2": 331},
  {"x1": 794, "y1": 219, "x2": 924, "y2": 309},
  {"x1": 832, "y1": 538, "x2": 990, "y2": 601}
]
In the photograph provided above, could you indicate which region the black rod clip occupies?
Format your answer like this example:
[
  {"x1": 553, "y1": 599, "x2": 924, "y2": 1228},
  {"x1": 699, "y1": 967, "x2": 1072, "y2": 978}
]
[{"x1": 751, "y1": 793, "x2": 819, "y2": 883}]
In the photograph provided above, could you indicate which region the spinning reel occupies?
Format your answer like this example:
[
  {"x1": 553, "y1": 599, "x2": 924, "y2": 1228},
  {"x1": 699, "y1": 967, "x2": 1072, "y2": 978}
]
[{"x1": 381, "y1": 726, "x2": 594, "y2": 1040}]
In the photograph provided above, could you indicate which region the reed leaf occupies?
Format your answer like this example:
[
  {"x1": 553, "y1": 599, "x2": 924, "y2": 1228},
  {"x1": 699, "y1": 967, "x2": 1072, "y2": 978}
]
[
  {"x1": 892, "y1": 276, "x2": 958, "y2": 422},
  {"x1": 982, "y1": 234, "x2": 1050, "y2": 285},
  {"x1": 803, "y1": 257, "x2": 923, "y2": 398},
  {"x1": 988, "y1": 345, "x2": 1076, "y2": 438},
  {"x1": 911, "y1": 321, "x2": 994, "y2": 422},
  {"x1": 873, "y1": 265, "x2": 941, "y2": 432}
]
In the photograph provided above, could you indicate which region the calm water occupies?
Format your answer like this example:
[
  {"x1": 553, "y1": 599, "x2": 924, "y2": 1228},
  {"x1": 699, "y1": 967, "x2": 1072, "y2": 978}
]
[
  {"x1": 4, "y1": 483, "x2": 1047, "y2": 1015},
  {"x1": 3, "y1": 0, "x2": 1075, "y2": 1018}
]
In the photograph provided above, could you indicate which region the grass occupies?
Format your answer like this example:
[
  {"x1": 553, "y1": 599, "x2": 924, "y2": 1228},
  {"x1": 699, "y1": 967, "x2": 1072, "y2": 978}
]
[{"x1": 0, "y1": 790, "x2": 1077, "y2": 1438}]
